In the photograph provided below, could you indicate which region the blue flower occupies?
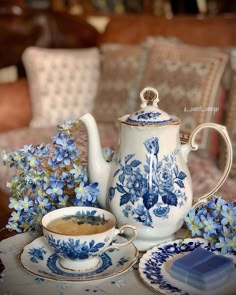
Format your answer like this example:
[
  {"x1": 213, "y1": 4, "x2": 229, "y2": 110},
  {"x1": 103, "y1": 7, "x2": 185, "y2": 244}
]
[
  {"x1": 208, "y1": 197, "x2": 227, "y2": 217},
  {"x1": 51, "y1": 133, "x2": 79, "y2": 167},
  {"x1": 35, "y1": 196, "x2": 51, "y2": 211},
  {"x1": 2, "y1": 119, "x2": 99, "y2": 233},
  {"x1": 221, "y1": 224, "x2": 231, "y2": 237},
  {"x1": 28, "y1": 247, "x2": 46, "y2": 263},
  {"x1": 53, "y1": 148, "x2": 75, "y2": 167},
  {"x1": 70, "y1": 163, "x2": 83, "y2": 179},
  {"x1": 144, "y1": 137, "x2": 159, "y2": 156},
  {"x1": 26, "y1": 155, "x2": 41, "y2": 168},
  {"x1": 54, "y1": 133, "x2": 75, "y2": 151},
  {"x1": 109, "y1": 139, "x2": 186, "y2": 227},
  {"x1": 215, "y1": 236, "x2": 229, "y2": 255},
  {"x1": 123, "y1": 165, "x2": 133, "y2": 175},
  {"x1": 185, "y1": 196, "x2": 235, "y2": 254},
  {"x1": 8, "y1": 210, "x2": 21, "y2": 223},
  {"x1": 60, "y1": 171, "x2": 74, "y2": 189},
  {"x1": 134, "y1": 204, "x2": 153, "y2": 227},
  {"x1": 188, "y1": 216, "x2": 203, "y2": 236},
  {"x1": 158, "y1": 167, "x2": 174, "y2": 192},
  {"x1": 58, "y1": 195, "x2": 69, "y2": 207},
  {"x1": 221, "y1": 204, "x2": 236, "y2": 226},
  {"x1": 48, "y1": 158, "x2": 57, "y2": 169},
  {"x1": 58, "y1": 119, "x2": 74, "y2": 131},
  {"x1": 46, "y1": 177, "x2": 65, "y2": 200},
  {"x1": 19, "y1": 196, "x2": 34, "y2": 212},
  {"x1": 74, "y1": 182, "x2": 99, "y2": 205},
  {"x1": 36, "y1": 143, "x2": 50, "y2": 157},
  {"x1": 184, "y1": 209, "x2": 198, "y2": 224},
  {"x1": 126, "y1": 172, "x2": 146, "y2": 197},
  {"x1": 8, "y1": 197, "x2": 22, "y2": 211},
  {"x1": 203, "y1": 232, "x2": 217, "y2": 246},
  {"x1": 200, "y1": 215, "x2": 218, "y2": 235},
  {"x1": 225, "y1": 235, "x2": 236, "y2": 253},
  {"x1": 20, "y1": 144, "x2": 35, "y2": 154},
  {"x1": 102, "y1": 147, "x2": 114, "y2": 162},
  {"x1": 122, "y1": 205, "x2": 133, "y2": 218},
  {"x1": 79, "y1": 167, "x2": 89, "y2": 183},
  {"x1": 6, "y1": 220, "x2": 22, "y2": 232}
]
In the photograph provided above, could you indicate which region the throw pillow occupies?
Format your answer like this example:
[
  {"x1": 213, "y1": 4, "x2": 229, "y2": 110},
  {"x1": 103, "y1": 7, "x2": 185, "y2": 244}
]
[
  {"x1": 92, "y1": 44, "x2": 146, "y2": 123},
  {"x1": 0, "y1": 78, "x2": 32, "y2": 131},
  {"x1": 22, "y1": 47, "x2": 100, "y2": 127},
  {"x1": 219, "y1": 49, "x2": 236, "y2": 178},
  {"x1": 97, "y1": 122, "x2": 119, "y2": 149},
  {"x1": 139, "y1": 39, "x2": 228, "y2": 151}
]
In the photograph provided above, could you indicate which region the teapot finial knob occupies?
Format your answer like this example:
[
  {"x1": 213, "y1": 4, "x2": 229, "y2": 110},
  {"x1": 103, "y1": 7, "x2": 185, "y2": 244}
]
[{"x1": 140, "y1": 87, "x2": 159, "y2": 108}]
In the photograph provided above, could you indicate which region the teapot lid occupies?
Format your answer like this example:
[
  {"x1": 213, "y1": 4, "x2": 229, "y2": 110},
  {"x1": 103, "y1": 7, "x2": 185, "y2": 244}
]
[{"x1": 124, "y1": 87, "x2": 178, "y2": 126}]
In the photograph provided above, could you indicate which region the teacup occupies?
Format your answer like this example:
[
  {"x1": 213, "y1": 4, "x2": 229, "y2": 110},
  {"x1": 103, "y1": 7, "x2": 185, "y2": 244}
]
[{"x1": 41, "y1": 206, "x2": 137, "y2": 271}]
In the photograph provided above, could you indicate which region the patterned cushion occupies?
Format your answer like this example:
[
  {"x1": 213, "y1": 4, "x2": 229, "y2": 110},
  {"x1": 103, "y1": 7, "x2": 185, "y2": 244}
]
[
  {"x1": 97, "y1": 122, "x2": 119, "y2": 149},
  {"x1": 22, "y1": 47, "x2": 100, "y2": 128},
  {"x1": 139, "y1": 39, "x2": 228, "y2": 150},
  {"x1": 188, "y1": 150, "x2": 235, "y2": 202},
  {"x1": 92, "y1": 44, "x2": 145, "y2": 123},
  {"x1": 0, "y1": 79, "x2": 32, "y2": 131},
  {"x1": 219, "y1": 49, "x2": 236, "y2": 178}
]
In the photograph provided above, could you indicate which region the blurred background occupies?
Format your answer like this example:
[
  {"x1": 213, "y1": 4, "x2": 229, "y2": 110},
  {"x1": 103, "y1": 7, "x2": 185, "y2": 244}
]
[
  {"x1": 8, "y1": 0, "x2": 236, "y2": 16},
  {"x1": 0, "y1": 0, "x2": 236, "y2": 225}
]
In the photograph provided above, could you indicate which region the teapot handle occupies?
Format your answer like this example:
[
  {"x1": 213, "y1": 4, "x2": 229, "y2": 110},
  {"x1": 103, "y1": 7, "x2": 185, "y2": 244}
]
[{"x1": 187, "y1": 123, "x2": 233, "y2": 209}]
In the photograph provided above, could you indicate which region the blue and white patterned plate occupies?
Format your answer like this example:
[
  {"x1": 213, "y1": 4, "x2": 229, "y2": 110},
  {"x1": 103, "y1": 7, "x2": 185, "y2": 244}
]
[
  {"x1": 139, "y1": 238, "x2": 236, "y2": 295},
  {"x1": 20, "y1": 236, "x2": 138, "y2": 282}
]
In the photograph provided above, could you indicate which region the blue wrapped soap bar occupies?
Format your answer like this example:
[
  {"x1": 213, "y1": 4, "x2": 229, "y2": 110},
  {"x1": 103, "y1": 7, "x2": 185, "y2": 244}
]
[{"x1": 169, "y1": 247, "x2": 235, "y2": 290}]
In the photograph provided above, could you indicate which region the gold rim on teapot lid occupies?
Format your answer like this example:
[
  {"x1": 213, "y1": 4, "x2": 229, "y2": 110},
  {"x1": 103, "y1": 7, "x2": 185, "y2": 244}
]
[{"x1": 122, "y1": 87, "x2": 179, "y2": 126}]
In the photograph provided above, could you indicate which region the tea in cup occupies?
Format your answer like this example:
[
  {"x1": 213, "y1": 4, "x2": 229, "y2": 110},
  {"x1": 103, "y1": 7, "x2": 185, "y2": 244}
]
[{"x1": 41, "y1": 206, "x2": 137, "y2": 271}]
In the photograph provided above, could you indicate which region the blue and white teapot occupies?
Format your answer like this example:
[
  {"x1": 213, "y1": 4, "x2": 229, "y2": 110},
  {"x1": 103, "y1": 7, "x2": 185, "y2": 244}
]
[{"x1": 80, "y1": 87, "x2": 232, "y2": 251}]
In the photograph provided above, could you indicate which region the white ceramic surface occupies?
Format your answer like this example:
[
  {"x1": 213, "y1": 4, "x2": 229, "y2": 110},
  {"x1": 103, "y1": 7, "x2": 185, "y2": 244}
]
[
  {"x1": 41, "y1": 206, "x2": 137, "y2": 271},
  {"x1": 138, "y1": 238, "x2": 236, "y2": 295},
  {"x1": 80, "y1": 87, "x2": 233, "y2": 251},
  {"x1": 20, "y1": 235, "x2": 139, "y2": 282}
]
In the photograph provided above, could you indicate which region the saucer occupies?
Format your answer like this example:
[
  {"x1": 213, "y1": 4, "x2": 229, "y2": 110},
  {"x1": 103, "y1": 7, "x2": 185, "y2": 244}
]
[
  {"x1": 20, "y1": 236, "x2": 139, "y2": 282},
  {"x1": 139, "y1": 238, "x2": 236, "y2": 295}
]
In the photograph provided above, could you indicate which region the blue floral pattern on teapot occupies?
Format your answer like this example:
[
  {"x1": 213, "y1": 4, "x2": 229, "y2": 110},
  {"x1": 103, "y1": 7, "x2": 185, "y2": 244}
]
[
  {"x1": 80, "y1": 86, "x2": 233, "y2": 251},
  {"x1": 108, "y1": 137, "x2": 187, "y2": 227}
]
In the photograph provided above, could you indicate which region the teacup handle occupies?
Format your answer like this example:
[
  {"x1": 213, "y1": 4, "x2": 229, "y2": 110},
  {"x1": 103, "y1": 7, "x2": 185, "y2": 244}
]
[
  {"x1": 103, "y1": 224, "x2": 137, "y2": 252},
  {"x1": 187, "y1": 123, "x2": 233, "y2": 209}
]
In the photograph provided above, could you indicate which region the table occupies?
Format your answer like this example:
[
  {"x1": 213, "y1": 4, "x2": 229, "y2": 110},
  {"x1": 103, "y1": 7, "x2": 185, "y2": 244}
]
[
  {"x1": 1, "y1": 213, "x2": 235, "y2": 295},
  {"x1": 0, "y1": 213, "x2": 159, "y2": 295}
]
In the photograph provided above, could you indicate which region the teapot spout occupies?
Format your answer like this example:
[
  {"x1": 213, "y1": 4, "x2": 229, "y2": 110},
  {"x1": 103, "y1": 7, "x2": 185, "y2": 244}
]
[{"x1": 80, "y1": 113, "x2": 112, "y2": 209}]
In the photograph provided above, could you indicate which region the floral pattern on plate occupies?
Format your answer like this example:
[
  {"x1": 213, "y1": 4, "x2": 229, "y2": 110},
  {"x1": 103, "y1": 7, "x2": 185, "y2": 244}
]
[
  {"x1": 20, "y1": 236, "x2": 138, "y2": 282},
  {"x1": 138, "y1": 238, "x2": 236, "y2": 295}
]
